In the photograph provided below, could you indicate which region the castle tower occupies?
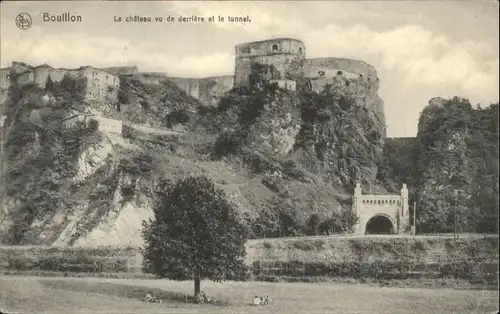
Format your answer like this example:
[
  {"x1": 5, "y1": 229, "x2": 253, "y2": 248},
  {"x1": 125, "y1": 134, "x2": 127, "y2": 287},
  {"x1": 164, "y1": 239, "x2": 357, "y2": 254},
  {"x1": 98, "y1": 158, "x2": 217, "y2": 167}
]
[{"x1": 234, "y1": 38, "x2": 306, "y2": 88}]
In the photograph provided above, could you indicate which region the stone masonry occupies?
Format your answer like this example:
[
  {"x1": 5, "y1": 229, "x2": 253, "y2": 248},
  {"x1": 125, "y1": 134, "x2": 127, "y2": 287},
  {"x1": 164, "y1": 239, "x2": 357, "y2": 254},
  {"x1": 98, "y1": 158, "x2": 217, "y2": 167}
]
[{"x1": 351, "y1": 183, "x2": 410, "y2": 235}]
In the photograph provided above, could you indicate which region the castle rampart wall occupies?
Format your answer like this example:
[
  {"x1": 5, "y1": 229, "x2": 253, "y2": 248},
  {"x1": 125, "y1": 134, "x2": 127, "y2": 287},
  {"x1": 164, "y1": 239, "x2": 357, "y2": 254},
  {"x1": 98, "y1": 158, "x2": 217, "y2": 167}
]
[
  {"x1": 100, "y1": 66, "x2": 139, "y2": 75},
  {"x1": 16, "y1": 71, "x2": 35, "y2": 87},
  {"x1": 168, "y1": 75, "x2": 234, "y2": 106},
  {"x1": 303, "y1": 58, "x2": 378, "y2": 80},
  {"x1": 168, "y1": 77, "x2": 200, "y2": 100},
  {"x1": 197, "y1": 75, "x2": 234, "y2": 106}
]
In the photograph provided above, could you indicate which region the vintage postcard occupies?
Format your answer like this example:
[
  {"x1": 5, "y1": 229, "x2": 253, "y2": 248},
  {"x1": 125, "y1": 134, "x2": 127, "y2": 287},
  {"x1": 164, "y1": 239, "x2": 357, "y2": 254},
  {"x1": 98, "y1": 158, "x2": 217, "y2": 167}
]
[{"x1": 0, "y1": 1, "x2": 498, "y2": 313}]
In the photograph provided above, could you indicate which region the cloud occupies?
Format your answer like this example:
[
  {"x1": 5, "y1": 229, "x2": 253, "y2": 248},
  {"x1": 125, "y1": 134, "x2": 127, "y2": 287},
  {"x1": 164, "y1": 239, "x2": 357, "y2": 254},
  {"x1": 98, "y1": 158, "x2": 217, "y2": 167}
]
[
  {"x1": 1, "y1": 30, "x2": 234, "y2": 77},
  {"x1": 169, "y1": 0, "x2": 499, "y2": 103},
  {"x1": 302, "y1": 23, "x2": 498, "y2": 104}
]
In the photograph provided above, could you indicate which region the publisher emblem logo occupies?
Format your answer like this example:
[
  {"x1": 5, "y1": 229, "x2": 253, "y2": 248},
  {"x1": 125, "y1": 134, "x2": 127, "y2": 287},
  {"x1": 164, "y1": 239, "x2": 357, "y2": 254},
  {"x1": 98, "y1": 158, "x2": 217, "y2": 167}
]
[{"x1": 16, "y1": 13, "x2": 32, "y2": 30}]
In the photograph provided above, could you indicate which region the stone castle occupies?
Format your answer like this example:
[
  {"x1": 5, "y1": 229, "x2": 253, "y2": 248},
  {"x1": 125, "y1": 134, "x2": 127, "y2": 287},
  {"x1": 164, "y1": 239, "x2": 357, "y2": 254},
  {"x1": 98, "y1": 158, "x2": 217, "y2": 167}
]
[
  {"x1": 0, "y1": 37, "x2": 386, "y2": 126},
  {"x1": 170, "y1": 38, "x2": 386, "y2": 125},
  {"x1": 0, "y1": 62, "x2": 120, "y2": 103}
]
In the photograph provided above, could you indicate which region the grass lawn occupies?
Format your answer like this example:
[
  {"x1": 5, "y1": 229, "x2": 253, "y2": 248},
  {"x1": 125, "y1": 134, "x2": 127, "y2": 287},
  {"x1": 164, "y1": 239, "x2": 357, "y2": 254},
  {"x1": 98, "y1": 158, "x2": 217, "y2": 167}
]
[{"x1": 0, "y1": 276, "x2": 498, "y2": 314}]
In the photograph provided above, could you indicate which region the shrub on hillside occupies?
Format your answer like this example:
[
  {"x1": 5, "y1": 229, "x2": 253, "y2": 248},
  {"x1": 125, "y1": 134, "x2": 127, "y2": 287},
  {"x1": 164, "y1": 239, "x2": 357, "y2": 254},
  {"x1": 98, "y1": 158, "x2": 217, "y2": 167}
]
[
  {"x1": 166, "y1": 108, "x2": 190, "y2": 126},
  {"x1": 51, "y1": 74, "x2": 88, "y2": 105}
]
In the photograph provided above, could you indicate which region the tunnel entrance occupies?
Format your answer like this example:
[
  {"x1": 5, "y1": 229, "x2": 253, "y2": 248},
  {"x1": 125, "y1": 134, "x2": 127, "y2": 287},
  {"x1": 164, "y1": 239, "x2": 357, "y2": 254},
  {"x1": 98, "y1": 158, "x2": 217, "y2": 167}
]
[{"x1": 365, "y1": 215, "x2": 395, "y2": 235}]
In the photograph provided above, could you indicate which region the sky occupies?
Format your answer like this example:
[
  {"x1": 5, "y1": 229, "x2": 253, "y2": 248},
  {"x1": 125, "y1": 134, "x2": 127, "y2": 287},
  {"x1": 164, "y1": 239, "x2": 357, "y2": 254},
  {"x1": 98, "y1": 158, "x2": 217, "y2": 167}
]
[{"x1": 1, "y1": 1, "x2": 498, "y2": 137}]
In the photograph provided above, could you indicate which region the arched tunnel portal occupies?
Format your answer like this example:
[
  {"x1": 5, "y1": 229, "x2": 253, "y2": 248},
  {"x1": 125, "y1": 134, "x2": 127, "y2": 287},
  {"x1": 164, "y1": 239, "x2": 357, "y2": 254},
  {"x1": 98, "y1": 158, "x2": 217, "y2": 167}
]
[{"x1": 364, "y1": 214, "x2": 395, "y2": 235}]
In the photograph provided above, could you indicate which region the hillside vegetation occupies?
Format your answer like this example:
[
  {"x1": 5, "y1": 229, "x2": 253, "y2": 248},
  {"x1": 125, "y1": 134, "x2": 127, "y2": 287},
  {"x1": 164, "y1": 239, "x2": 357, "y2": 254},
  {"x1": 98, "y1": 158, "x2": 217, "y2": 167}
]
[{"x1": 0, "y1": 63, "x2": 498, "y2": 248}]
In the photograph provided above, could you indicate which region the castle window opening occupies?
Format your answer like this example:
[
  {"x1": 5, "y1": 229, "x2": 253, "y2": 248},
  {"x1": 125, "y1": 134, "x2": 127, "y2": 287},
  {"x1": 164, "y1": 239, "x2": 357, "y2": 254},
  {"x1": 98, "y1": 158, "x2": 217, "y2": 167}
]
[
  {"x1": 337, "y1": 70, "x2": 343, "y2": 76},
  {"x1": 298, "y1": 48, "x2": 303, "y2": 54},
  {"x1": 272, "y1": 44, "x2": 279, "y2": 51}
]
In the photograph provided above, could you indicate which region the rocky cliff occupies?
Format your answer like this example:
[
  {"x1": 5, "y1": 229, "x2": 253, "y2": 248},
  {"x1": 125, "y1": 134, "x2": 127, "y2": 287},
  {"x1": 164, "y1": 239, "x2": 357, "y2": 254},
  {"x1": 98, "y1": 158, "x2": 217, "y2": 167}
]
[
  {"x1": 0, "y1": 60, "x2": 389, "y2": 246},
  {"x1": 413, "y1": 97, "x2": 499, "y2": 233},
  {"x1": 3, "y1": 59, "x2": 495, "y2": 247},
  {"x1": 0, "y1": 73, "x2": 198, "y2": 245}
]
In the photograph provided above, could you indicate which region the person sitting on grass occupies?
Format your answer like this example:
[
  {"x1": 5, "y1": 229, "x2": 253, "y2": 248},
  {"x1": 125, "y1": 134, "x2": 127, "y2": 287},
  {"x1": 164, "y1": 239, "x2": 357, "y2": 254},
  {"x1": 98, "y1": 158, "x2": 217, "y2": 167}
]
[
  {"x1": 252, "y1": 295, "x2": 269, "y2": 305},
  {"x1": 195, "y1": 291, "x2": 212, "y2": 304},
  {"x1": 252, "y1": 295, "x2": 261, "y2": 305}
]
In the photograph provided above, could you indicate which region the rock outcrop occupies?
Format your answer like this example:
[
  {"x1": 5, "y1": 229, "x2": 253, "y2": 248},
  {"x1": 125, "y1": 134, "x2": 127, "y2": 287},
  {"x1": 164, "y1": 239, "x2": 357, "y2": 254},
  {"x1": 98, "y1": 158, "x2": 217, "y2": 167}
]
[{"x1": 413, "y1": 97, "x2": 499, "y2": 233}]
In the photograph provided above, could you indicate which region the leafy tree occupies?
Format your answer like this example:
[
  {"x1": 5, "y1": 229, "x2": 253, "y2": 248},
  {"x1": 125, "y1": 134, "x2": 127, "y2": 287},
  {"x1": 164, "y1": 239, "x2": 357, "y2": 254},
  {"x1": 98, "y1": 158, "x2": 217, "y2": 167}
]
[
  {"x1": 166, "y1": 108, "x2": 190, "y2": 127},
  {"x1": 251, "y1": 207, "x2": 279, "y2": 239},
  {"x1": 141, "y1": 176, "x2": 248, "y2": 297},
  {"x1": 317, "y1": 207, "x2": 359, "y2": 235},
  {"x1": 338, "y1": 207, "x2": 359, "y2": 233},
  {"x1": 305, "y1": 214, "x2": 321, "y2": 235},
  {"x1": 268, "y1": 196, "x2": 301, "y2": 237},
  {"x1": 52, "y1": 74, "x2": 87, "y2": 104}
]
